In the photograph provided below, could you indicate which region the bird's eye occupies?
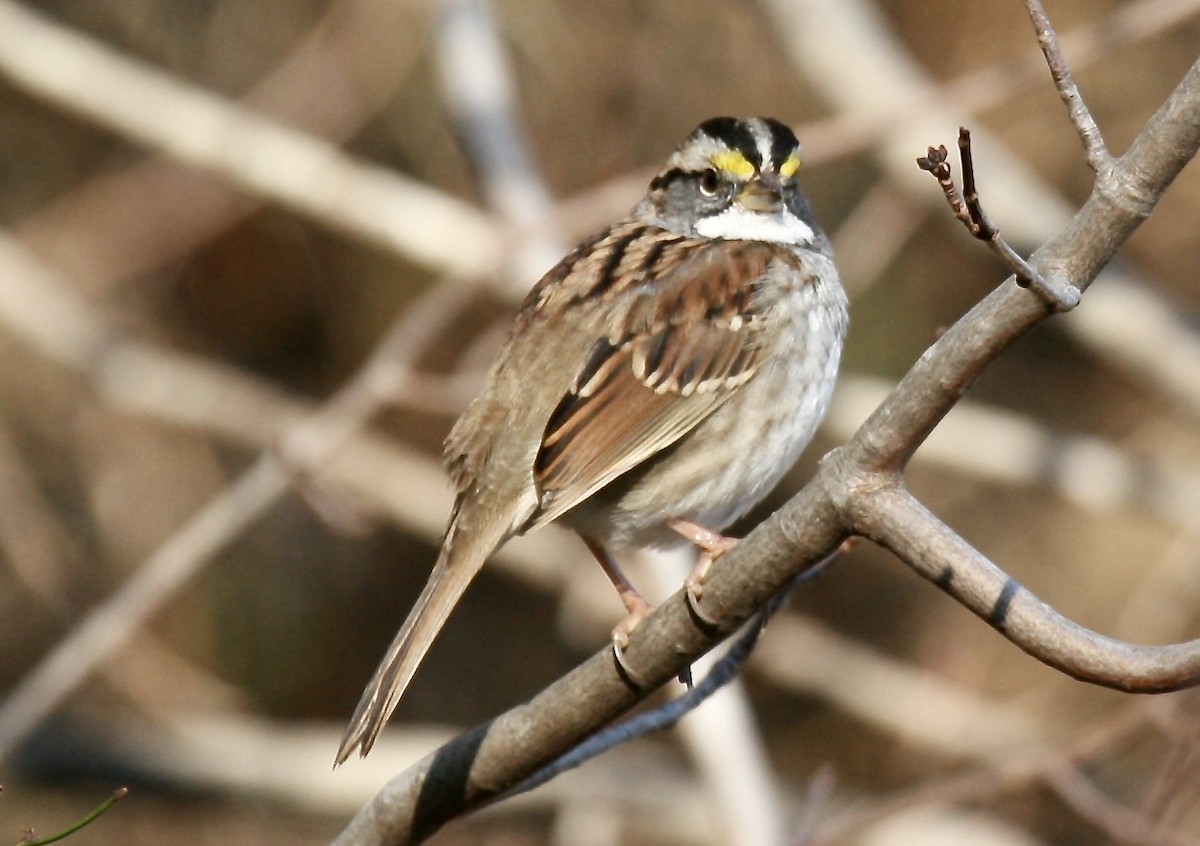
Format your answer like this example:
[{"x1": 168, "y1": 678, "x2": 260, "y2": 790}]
[{"x1": 698, "y1": 169, "x2": 721, "y2": 197}]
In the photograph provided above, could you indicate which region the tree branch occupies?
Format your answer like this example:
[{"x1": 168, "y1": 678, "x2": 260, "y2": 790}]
[{"x1": 858, "y1": 484, "x2": 1200, "y2": 691}]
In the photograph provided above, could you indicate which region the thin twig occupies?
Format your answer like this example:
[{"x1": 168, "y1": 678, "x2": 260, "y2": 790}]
[
  {"x1": 913, "y1": 143, "x2": 973, "y2": 230},
  {"x1": 917, "y1": 128, "x2": 1081, "y2": 311},
  {"x1": 1023, "y1": 0, "x2": 1112, "y2": 172},
  {"x1": 782, "y1": 0, "x2": 1196, "y2": 167}
]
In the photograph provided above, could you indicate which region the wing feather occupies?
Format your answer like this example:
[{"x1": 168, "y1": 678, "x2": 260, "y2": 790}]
[{"x1": 527, "y1": 239, "x2": 779, "y2": 528}]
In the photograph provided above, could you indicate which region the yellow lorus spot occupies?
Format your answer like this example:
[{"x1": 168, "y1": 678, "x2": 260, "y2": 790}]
[
  {"x1": 710, "y1": 150, "x2": 756, "y2": 179},
  {"x1": 779, "y1": 153, "x2": 801, "y2": 179}
]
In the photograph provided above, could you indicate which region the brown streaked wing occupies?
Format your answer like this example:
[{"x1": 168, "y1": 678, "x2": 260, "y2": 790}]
[
  {"x1": 527, "y1": 239, "x2": 778, "y2": 528},
  {"x1": 442, "y1": 223, "x2": 683, "y2": 495}
]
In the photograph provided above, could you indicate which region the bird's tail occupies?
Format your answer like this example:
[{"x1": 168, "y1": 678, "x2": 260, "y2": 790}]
[{"x1": 335, "y1": 516, "x2": 497, "y2": 764}]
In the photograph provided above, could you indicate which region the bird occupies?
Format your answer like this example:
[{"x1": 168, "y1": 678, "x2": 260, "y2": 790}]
[{"x1": 336, "y1": 116, "x2": 848, "y2": 763}]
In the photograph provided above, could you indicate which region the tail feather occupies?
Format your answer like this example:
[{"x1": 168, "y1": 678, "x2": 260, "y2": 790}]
[{"x1": 335, "y1": 521, "x2": 496, "y2": 764}]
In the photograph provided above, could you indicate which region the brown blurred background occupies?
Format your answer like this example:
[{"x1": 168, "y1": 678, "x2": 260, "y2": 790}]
[{"x1": 0, "y1": 0, "x2": 1198, "y2": 843}]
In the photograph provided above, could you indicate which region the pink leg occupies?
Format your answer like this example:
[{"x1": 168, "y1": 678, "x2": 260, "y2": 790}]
[
  {"x1": 580, "y1": 535, "x2": 653, "y2": 671},
  {"x1": 668, "y1": 518, "x2": 739, "y2": 625}
]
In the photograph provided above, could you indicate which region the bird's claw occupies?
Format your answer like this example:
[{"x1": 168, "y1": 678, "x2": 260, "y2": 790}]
[
  {"x1": 670, "y1": 518, "x2": 739, "y2": 627},
  {"x1": 610, "y1": 593, "x2": 652, "y2": 681}
]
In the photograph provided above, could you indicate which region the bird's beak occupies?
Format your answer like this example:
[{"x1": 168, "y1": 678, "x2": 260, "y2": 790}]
[{"x1": 735, "y1": 177, "x2": 782, "y2": 213}]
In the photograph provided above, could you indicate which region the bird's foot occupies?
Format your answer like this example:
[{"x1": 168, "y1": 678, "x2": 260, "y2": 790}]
[
  {"x1": 610, "y1": 588, "x2": 653, "y2": 679},
  {"x1": 668, "y1": 518, "x2": 739, "y2": 627}
]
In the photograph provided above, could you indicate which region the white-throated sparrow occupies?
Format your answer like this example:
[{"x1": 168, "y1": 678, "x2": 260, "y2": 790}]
[{"x1": 336, "y1": 116, "x2": 848, "y2": 763}]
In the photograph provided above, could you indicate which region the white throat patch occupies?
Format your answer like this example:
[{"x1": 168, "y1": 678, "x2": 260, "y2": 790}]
[{"x1": 694, "y1": 204, "x2": 815, "y2": 245}]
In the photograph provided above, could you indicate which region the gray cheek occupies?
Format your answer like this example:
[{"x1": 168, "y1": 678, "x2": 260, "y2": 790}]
[{"x1": 662, "y1": 182, "x2": 730, "y2": 220}]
